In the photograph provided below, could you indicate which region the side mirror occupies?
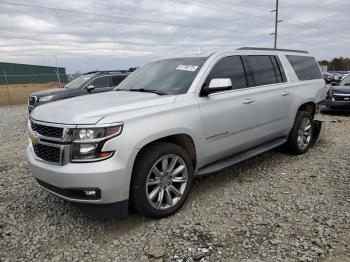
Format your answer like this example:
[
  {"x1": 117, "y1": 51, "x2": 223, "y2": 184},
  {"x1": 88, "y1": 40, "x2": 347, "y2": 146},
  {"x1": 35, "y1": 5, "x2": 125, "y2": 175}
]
[
  {"x1": 201, "y1": 78, "x2": 232, "y2": 96},
  {"x1": 86, "y1": 85, "x2": 95, "y2": 92},
  {"x1": 330, "y1": 82, "x2": 338, "y2": 86}
]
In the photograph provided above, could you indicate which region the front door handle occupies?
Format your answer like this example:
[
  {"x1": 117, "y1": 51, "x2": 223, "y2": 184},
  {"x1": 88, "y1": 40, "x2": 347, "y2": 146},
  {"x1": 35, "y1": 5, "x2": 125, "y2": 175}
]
[
  {"x1": 243, "y1": 98, "x2": 255, "y2": 104},
  {"x1": 281, "y1": 91, "x2": 290, "y2": 96}
]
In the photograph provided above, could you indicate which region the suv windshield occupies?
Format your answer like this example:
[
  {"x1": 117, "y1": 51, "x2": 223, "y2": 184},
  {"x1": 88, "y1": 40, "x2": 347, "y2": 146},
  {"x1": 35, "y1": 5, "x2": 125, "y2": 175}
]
[
  {"x1": 339, "y1": 75, "x2": 350, "y2": 86},
  {"x1": 64, "y1": 73, "x2": 97, "y2": 89},
  {"x1": 117, "y1": 57, "x2": 207, "y2": 95}
]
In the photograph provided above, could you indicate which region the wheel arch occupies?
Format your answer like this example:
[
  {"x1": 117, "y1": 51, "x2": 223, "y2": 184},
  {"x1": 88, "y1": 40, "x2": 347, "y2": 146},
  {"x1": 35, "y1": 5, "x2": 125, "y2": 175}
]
[
  {"x1": 128, "y1": 133, "x2": 197, "y2": 202},
  {"x1": 297, "y1": 101, "x2": 316, "y2": 117},
  {"x1": 133, "y1": 133, "x2": 197, "y2": 171}
]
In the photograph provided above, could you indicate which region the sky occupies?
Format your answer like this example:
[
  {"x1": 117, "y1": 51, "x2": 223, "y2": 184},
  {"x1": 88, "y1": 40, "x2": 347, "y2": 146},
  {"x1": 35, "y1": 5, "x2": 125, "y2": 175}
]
[{"x1": 0, "y1": 0, "x2": 349, "y2": 73}]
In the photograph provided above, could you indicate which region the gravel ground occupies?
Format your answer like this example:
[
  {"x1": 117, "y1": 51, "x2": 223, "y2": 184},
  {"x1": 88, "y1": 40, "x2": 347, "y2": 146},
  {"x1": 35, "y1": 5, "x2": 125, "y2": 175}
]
[{"x1": 0, "y1": 105, "x2": 349, "y2": 262}]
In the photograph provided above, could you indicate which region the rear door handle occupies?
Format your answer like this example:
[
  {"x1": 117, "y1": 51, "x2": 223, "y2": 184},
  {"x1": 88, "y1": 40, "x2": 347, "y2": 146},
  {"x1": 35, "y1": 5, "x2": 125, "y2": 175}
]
[
  {"x1": 281, "y1": 91, "x2": 290, "y2": 96},
  {"x1": 243, "y1": 98, "x2": 255, "y2": 104}
]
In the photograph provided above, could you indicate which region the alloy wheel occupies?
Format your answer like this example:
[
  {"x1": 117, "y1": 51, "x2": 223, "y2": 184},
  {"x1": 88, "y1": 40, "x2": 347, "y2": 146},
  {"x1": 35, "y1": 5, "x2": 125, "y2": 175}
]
[
  {"x1": 145, "y1": 154, "x2": 188, "y2": 210},
  {"x1": 297, "y1": 117, "x2": 312, "y2": 150}
]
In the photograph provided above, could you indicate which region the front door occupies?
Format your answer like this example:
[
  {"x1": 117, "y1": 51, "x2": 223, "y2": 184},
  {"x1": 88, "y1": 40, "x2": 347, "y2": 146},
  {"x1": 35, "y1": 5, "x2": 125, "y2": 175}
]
[{"x1": 198, "y1": 56, "x2": 259, "y2": 165}]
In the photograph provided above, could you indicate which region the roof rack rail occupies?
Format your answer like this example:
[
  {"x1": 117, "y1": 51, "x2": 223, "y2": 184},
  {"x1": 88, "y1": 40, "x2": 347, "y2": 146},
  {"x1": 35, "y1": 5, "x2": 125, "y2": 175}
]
[
  {"x1": 83, "y1": 70, "x2": 130, "y2": 75},
  {"x1": 237, "y1": 47, "x2": 309, "y2": 54}
]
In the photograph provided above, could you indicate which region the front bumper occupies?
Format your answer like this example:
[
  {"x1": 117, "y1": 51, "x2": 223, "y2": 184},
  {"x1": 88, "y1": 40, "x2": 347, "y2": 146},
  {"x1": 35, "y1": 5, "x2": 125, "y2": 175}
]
[
  {"x1": 27, "y1": 146, "x2": 131, "y2": 206},
  {"x1": 322, "y1": 100, "x2": 350, "y2": 111}
]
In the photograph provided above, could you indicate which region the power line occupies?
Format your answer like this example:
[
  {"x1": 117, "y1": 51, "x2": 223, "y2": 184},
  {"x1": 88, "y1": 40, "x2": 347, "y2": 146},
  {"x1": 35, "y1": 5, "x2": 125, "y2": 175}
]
[
  {"x1": 0, "y1": 1, "x2": 265, "y2": 37},
  {"x1": 165, "y1": 0, "x2": 272, "y2": 20},
  {"x1": 187, "y1": 0, "x2": 350, "y2": 45}
]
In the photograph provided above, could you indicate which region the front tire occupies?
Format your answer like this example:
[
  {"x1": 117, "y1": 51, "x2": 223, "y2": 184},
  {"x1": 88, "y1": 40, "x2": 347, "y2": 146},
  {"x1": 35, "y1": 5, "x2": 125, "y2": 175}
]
[
  {"x1": 131, "y1": 142, "x2": 194, "y2": 218},
  {"x1": 286, "y1": 111, "x2": 314, "y2": 155}
]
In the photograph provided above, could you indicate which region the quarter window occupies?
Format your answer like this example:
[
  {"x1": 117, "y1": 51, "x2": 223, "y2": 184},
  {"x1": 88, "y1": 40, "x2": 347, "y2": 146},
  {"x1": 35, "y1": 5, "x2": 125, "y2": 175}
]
[
  {"x1": 286, "y1": 55, "x2": 322, "y2": 80},
  {"x1": 242, "y1": 55, "x2": 280, "y2": 87},
  {"x1": 112, "y1": 75, "x2": 127, "y2": 86},
  {"x1": 204, "y1": 56, "x2": 247, "y2": 90}
]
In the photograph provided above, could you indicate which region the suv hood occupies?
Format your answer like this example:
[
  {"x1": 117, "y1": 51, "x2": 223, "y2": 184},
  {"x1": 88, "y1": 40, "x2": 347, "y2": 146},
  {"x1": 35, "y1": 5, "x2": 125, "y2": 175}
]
[
  {"x1": 32, "y1": 88, "x2": 66, "y2": 97},
  {"x1": 30, "y1": 91, "x2": 176, "y2": 125}
]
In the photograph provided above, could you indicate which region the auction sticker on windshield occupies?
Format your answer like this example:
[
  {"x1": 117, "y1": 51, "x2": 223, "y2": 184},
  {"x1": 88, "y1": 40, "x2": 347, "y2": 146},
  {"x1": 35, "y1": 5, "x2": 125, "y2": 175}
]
[{"x1": 176, "y1": 65, "x2": 198, "y2": 72}]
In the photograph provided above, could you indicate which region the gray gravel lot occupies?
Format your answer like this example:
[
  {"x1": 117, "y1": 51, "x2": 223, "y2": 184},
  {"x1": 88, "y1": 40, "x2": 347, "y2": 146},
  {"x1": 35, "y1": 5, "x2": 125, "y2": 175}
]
[{"x1": 0, "y1": 105, "x2": 349, "y2": 261}]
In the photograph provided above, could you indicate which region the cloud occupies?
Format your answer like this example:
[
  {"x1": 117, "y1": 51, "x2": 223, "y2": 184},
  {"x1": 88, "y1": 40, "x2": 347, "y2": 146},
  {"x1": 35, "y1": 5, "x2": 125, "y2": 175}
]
[{"x1": 0, "y1": 0, "x2": 349, "y2": 72}]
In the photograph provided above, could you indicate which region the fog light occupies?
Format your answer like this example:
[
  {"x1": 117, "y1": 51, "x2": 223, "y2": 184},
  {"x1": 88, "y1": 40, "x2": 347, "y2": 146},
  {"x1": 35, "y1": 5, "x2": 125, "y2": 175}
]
[{"x1": 84, "y1": 190, "x2": 97, "y2": 196}]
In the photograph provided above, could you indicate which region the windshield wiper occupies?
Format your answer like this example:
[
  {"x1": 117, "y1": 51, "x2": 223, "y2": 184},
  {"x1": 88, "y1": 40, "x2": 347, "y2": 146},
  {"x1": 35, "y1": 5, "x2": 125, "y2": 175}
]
[{"x1": 116, "y1": 88, "x2": 167, "y2": 95}]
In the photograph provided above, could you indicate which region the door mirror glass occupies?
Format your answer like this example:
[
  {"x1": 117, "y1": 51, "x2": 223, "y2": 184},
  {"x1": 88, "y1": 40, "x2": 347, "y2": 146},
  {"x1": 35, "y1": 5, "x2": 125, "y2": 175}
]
[
  {"x1": 330, "y1": 82, "x2": 338, "y2": 86},
  {"x1": 209, "y1": 78, "x2": 232, "y2": 89},
  {"x1": 201, "y1": 78, "x2": 232, "y2": 96}
]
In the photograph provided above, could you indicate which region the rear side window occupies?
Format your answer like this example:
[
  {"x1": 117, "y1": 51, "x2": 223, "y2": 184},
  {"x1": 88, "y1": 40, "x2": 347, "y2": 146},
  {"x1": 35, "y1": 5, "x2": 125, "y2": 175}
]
[
  {"x1": 204, "y1": 56, "x2": 247, "y2": 90},
  {"x1": 242, "y1": 55, "x2": 281, "y2": 87},
  {"x1": 90, "y1": 76, "x2": 112, "y2": 89},
  {"x1": 286, "y1": 55, "x2": 322, "y2": 80},
  {"x1": 112, "y1": 75, "x2": 127, "y2": 86}
]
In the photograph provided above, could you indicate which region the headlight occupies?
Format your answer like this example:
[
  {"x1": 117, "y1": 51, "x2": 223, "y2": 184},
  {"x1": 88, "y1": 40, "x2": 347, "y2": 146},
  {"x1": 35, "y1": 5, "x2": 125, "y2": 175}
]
[
  {"x1": 39, "y1": 95, "x2": 54, "y2": 102},
  {"x1": 71, "y1": 124, "x2": 122, "y2": 162}
]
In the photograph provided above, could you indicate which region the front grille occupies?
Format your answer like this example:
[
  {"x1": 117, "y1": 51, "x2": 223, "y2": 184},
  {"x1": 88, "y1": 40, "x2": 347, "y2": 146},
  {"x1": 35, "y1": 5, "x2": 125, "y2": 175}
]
[
  {"x1": 333, "y1": 95, "x2": 350, "y2": 101},
  {"x1": 31, "y1": 122, "x2": 63, "y2": 138},
  {"x1": 28, "y1": 96, "x2": 36, "y2": 106},
  {"x1": 33, "y1": 144, "x2": 61, "y2": 163}
]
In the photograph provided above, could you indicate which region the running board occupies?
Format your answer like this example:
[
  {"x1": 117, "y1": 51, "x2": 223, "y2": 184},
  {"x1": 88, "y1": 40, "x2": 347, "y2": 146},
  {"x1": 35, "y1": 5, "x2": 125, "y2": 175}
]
[{"x1": 198, "y1": 138, "x2": 287, "y2": 176}]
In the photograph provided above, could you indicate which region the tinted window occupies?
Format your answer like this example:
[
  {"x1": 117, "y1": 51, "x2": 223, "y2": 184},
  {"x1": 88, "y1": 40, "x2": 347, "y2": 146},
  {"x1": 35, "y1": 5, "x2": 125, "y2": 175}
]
[
  {"x1": 274, "y1": 56, "x2": 287, "y2": 82},
  {"x1": 91, "y1": 76, "x2": 111, "y2": 89},
  {"x1": 64, "y1": 73, "x2": 96, "y2": 89},
  {"x1": 242, "y1": 55, "x2": 279, "y2": 87},
  {"x1": 270, "y1": 56, "x2": 287, "y2": 83},
  {"x1": 286, "y1": 55, "x2": 322, "y2": 80},
  {"x1": 112, "y1": 75, "x2": 127, "y2": 86},
  {"x1": 204, "y1": 56, "x2": 247, "y2": 90},
  {"x1": 117, "y1": 57, "x2": 207, "y2": 95}
]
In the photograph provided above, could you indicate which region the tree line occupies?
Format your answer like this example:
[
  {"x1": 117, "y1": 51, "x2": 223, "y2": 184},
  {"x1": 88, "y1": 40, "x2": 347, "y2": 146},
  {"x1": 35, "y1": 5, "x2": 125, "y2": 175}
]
[{"x1": 319, "y1": 57, "x2": 350, "y2": 72}]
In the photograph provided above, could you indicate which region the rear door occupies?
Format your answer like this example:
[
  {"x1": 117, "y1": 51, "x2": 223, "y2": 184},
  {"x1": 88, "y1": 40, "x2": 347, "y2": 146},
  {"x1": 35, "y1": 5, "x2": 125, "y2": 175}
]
[
  {"x1": 198, "y1": 56, "x2": 259, "y2": 165},
  {"x1": 241, "y1": 55, "x2": 290, "y2": 143}
]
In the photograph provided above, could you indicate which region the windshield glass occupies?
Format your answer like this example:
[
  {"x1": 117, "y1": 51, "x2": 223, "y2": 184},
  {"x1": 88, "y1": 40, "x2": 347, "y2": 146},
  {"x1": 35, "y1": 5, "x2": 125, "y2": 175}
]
[
  {"x1": 339, "y1": 75, "x2": 350, "y2": 86},
  {"x1": 64, "y1": 73, "x2": 97, "y2": 89},
  {"x1": 117, "y1": 57, "x2": 207, "y2": 95}
]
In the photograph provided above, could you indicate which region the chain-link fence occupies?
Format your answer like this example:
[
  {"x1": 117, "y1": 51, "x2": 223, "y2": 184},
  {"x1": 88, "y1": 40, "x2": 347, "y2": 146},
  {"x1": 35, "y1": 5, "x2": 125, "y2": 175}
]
[{"x1": 0, "y1": 73, "x2": 77, "y2": 106}]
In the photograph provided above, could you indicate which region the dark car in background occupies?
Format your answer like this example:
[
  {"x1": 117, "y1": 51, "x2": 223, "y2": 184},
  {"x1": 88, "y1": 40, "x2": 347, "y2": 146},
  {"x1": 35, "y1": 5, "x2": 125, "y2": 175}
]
[
  {"x1": 322, "y1": 75, "x2": 350, "y2": 112},
  {"x1": 28, "y1": 70, "x2": 133, "y2": 112}
]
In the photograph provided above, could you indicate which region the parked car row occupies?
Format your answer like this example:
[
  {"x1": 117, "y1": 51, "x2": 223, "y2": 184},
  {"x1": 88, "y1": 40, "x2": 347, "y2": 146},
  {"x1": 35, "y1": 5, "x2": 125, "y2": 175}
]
[
  {"x1": 27, "y1": 47, "x2": 327, "y2": 218},
  {"x1": 322, "y1": 71, "x2": 346, "y2": 84}
]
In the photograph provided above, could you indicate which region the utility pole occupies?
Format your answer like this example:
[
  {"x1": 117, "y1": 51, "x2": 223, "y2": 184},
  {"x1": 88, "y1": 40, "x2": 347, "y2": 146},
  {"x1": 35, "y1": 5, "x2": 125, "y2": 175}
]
[
  {"x1": 3, "y1": 70, "x2": 10, "y2": 105},
  {"x1": 270, "y1": 0, "x2": 283, "y2": 49},
  {"x1": 54, "y1": 55, "x2": 61, "y2": 88}
]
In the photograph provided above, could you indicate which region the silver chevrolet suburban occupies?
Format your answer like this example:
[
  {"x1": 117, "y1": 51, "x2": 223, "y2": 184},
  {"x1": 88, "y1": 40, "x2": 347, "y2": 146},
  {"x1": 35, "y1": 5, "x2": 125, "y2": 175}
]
[{"x1": 27, "y1": 47, "x2": 326, "y2": 218}]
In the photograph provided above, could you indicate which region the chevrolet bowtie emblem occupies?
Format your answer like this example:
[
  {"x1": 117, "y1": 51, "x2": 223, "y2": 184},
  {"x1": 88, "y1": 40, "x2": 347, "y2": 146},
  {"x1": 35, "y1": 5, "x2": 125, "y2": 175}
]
[{"x1": 30, "y1": 132, "x2": 40, "y2": 144}]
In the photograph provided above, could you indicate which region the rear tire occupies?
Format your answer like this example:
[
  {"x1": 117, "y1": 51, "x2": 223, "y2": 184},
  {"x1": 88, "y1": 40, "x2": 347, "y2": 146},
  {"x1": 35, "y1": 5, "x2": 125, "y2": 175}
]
[
  {"x1": 131, "y1": 142, "x2": 194, "y2": 218},
  {"x1": 286, "y1": 111, "x2": 314, "y2": 155}
]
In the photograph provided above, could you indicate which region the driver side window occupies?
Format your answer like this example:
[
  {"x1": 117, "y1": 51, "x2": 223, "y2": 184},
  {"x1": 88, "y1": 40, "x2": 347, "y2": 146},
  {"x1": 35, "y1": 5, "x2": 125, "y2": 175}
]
[
  {"x1": 89, "y1": 76, "x2": 112, "y2": 89},
  {"x1": 204, "y1": 56, "x2": 247, "y2": 90}
]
